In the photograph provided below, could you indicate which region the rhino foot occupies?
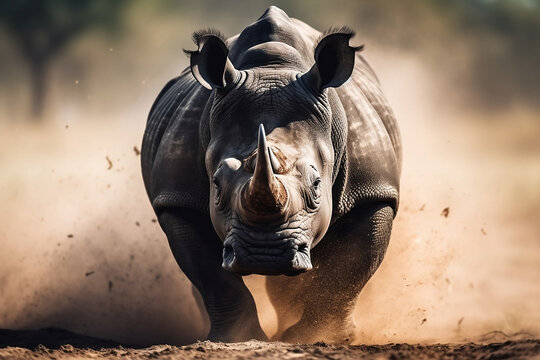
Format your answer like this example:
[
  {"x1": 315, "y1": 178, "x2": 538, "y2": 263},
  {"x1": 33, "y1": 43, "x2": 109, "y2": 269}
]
[
  {"x1": 208, "y1": 324, "x2": 268, "y2": 343},
  {"x1": 279, "y1": 315, "x2": 356, "y2": 344},
  {"x1": 206, "y1": 304, "x2": 268, "y2": 342}
]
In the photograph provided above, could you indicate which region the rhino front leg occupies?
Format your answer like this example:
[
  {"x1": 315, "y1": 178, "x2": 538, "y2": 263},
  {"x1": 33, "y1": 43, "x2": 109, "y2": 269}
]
[
  {"x1": 269, "y1": 202, "x2": 394, "y2": 344},
  {"x1": 158, "y1": 209, "x2": 267, "y2": 342}
]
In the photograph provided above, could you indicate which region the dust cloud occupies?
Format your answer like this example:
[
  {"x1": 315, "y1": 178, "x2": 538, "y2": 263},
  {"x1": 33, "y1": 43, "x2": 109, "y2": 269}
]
[
  {"x1": 0, "y1": 121, "x2": 207, "y2": 345},
  {"x1": 1, "y1": 29, "x2": 539, "y2": 348},
  {"x1": 355, "y1": 51, "x2": 540, "y2": 344}
]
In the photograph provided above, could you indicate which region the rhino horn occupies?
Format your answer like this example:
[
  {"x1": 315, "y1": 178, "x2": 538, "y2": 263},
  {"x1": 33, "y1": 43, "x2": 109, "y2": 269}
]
[{"x1": 243, "y1": 124, "x2": 287, "y2": 215}]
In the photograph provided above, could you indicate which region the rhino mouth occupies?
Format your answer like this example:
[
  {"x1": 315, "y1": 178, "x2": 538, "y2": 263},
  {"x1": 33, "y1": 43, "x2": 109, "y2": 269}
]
[{"x1": 222, "y1": 225, "x2": 312, "y2": 276}]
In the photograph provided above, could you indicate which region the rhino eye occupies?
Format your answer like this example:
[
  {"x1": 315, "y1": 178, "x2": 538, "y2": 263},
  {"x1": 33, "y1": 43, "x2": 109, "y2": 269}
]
[
  {"x1": 213, "y1": 176, "x2": 221, "y2": 192},
  {"x1": 212, "y1": 166, "x2": 223, "y2": 198},
  {"x1": 311, "y1": 177, "x2": 322, "y2": 199},
  {"x1": 304, "y1": 166, "x2": 322, "y2": 211},
  {"x1": 309, "y1": 166, "x2": 321, "y2": 192},
  {"x1": 212, "y1": 175, "x2": 226, "y2": 209}
]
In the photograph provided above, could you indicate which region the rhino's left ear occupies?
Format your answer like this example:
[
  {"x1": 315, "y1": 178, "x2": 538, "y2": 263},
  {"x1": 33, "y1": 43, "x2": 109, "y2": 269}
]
[
  {"x1": 184, "y1": 32, "x2": 239, "y2": 90},
  {"x1": 303, "y1": 30, "x2": 363, "y2": 91}
]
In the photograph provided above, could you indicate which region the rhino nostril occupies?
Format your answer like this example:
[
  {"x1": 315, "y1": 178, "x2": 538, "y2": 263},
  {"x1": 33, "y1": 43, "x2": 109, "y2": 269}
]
[
  {"x1": 222, "y1": 244, "x2": 235, "y2": 266},
  {"x1": 223, "y1": 244, "x2": 233, "y2": 256}
]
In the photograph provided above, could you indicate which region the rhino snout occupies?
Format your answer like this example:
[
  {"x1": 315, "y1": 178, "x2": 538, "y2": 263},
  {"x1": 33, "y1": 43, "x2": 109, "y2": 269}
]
[
  {"x1": 221, "y1": 215, "x2": 313, "y2": 276},
  {"x1": 222, "y1": 233, "x2": 312, "y2": 276}
]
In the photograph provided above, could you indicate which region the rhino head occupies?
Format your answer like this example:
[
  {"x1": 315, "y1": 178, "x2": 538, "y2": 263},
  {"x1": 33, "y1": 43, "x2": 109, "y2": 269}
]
[{"x1": 186, "y1": 29, "x2": 360, "y2": 275}]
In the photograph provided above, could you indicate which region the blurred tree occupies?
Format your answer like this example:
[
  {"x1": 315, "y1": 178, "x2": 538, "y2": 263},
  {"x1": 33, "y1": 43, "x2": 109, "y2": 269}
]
[
  {"x1": 0, "y1": 0, "x2": 127, "y2": 120},
  {"x1": 432, "y1": 0, "x2": 540, "y2": 109}
]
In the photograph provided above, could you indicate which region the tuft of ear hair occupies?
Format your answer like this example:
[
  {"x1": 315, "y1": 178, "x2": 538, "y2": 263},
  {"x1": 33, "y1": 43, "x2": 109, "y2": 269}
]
[
  {"x1": 321, "y1": 26, "x2": 356, "y2": 38},
  {"x1": 191, "y1": 28, "x2": 228, "y2": 47},
  {"x1": 314, "y1": 26, "x2": 364, "y2": 54}
]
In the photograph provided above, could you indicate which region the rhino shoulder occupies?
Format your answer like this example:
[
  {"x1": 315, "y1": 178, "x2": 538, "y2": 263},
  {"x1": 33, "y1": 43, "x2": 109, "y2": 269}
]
[
  {"x1": 331, "y1": 53, "x2": 401, "y2": 221},
  {"x1": 141, "y1": 69, "x2": 212, "y2": 214}
]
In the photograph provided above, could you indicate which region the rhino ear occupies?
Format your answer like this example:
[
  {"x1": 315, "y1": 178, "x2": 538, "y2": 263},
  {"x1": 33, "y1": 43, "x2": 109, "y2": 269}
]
[
  {"x1": 304, "y1": 30, "x2": 363, "y2": 91},
  {"x1": 185, "y1": 34, "x2": 239, "y2": 90}
]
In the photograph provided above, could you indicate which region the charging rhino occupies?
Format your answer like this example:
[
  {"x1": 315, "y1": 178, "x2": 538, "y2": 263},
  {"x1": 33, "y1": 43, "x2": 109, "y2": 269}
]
[{"x1": 141, "y1": 6, "x2": 401, "y2": 343}]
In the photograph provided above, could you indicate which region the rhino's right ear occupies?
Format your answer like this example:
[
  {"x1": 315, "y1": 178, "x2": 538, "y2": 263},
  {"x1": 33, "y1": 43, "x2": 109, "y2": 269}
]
[{"x1": 184, "y1": 34, "x2": 239, "y2": 90}]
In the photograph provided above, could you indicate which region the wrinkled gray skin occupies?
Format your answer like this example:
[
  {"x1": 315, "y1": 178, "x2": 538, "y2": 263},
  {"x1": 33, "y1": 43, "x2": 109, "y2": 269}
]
[{"x1": 141, "y1": 6, "x2": 401, "y2": 343}]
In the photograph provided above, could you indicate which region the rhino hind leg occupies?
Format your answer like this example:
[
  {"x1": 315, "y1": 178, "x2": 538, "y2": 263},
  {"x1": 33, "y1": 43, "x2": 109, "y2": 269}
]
[
  {"x1": 267, "y1": 202, "x2": 394, "y2": 344},
  {"x1": 158, "y1": 209, "x2": 267, "y2": 342}
]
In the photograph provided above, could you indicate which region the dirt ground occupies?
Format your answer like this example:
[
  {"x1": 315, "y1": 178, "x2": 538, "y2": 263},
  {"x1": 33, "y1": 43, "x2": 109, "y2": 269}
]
[{"x1": 0, "y1": 328, "x2": 539, "y2": 360}]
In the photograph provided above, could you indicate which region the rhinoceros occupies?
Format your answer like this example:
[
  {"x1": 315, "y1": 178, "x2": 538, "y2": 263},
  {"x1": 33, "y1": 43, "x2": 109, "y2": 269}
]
[{"x1": 141, "y1": 6, "x2": 401, "y2": 343}]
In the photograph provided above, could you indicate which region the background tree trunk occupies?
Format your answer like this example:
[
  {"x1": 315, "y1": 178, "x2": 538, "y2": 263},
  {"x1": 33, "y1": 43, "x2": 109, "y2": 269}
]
[{"x1": 29, "y1": 56, "x2": 48, "y2": 120}]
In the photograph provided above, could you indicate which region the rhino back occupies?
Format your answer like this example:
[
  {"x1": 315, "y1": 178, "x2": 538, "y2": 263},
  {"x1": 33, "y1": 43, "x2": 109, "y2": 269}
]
[{"x1": 228, "y1": 7, "x2": 318, "y2": 71}]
